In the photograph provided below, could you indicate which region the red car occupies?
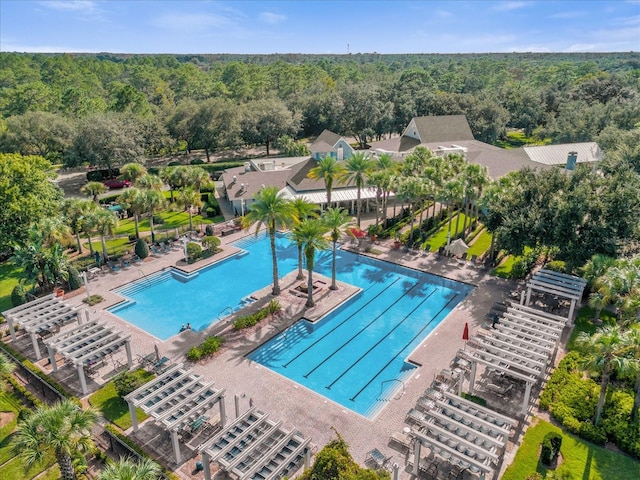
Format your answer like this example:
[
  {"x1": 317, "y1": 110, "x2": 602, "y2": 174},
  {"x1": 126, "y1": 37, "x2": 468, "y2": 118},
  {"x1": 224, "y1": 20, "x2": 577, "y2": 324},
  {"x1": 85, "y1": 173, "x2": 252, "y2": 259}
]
[{"x1": 103, "y1": 178, "x2": 131, "y2": 189}]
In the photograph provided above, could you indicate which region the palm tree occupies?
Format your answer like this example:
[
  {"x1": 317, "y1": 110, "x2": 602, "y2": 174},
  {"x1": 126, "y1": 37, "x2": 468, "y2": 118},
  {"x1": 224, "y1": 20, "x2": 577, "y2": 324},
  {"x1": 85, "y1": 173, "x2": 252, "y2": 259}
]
[
  {"x1": 0, "y1": 352, "x2": 16, "y2": 392},
  {"x1": 119, "y1": 162, "x2": 147, "y2": 184},
  {"x1": 340, "y1": 152, "x2": 374, "y2": 228},
  {"x1": 136, "y1": 173, "x2": 164, "y2": 192},
  {"x1": 290, "y1": 219, "x2": 329, "y2": 307},
  {"x1": 93, "y1": 209, "x2": 118, "y2": 261},
  {"x1": 576, "y1": 325, "x2": 630, "y2": 426},
  {"x1": 322, "y1": 207, "x2": 352, "y2": 290},
  {"x1": 62, "y1": 199, "x2": 97, "y2": 253},
  {"x1": 143, "y1": 189, "x2": 166, "y2": 243},
  {"x1": 178, "y1": 186, "x2": 203, "y2": 232},
  {"x1": 118, "y1": 188, "x2": 146, "y2": 240},
  {"x1": 38, "y1": 216, "x2": 71, "y2": 248},
  {"x1": 81, "y1": 181, "x2": 107, "y2": 203},
  {"x1": 12, "y1": 399, "x2": 99, "y2": 480},
  {"x1": 80, "y1": 209, "x2": 98, "y2": 256},
  {"x1": 291, "y1": 198, "x2": 319, "y2": 280},
  {"x1": 99, "y1": 457, "x2": 161, "y2": 480},
  {"x1": 186, "y1": 166, "x2": 211, "y2": 192},
  {"x1": 308, "y1": 155, "x2": 346, "y2": 209},
  {"x1": 243, "y1": 186, "x2": 294, "y2": 296},
  {"x1": 12, "y1": 229, "x2": 70, "y2": 293},
  {"x1": 623, "y1": 325, "x2": 640, "y2": 422}
]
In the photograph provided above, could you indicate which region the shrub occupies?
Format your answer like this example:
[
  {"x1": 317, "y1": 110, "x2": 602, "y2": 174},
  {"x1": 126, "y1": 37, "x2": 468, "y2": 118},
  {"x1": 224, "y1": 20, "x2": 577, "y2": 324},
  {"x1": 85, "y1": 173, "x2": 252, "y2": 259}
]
[
  {"x1": 11, "y1": 284, "x2": 27, "y2": 307},
  {"x1": 67, "y1": 266, "x2": 82, "y2": 290},
  {"x1": 152, "y1": 215, "x2": 164, "y2": 225},
  {"x1": 186, "y1": 335, "x2": 224, "y2": 361},
  {"x1": 202, "y1": 235, "x2": 221, "y2": 251},
  {"x1": 167, "y1": 161, "x2": 182, "y2": 166},
  {"x1": 113, "y1": 371, "x2": 142, "y2": 397},
  {"x1": 134, "y1": 238, "x2": 149, "y2": 259},
  {"x1": 128, "y1": 233, "x2": 137, "y2": 242},
  {"x1": 540, "y1": 431, "x2": 562, "y2": 465},
  {"x1": 186, "y1": 242, "x2": 202, "y2": 262},
  {"x1": 233, "y1": 301, "x2": 281, "y2": 330},
  {"x1": 545, "y1": 260, "x2": 567, "y2": 273},
  {"x1": 205, "y1": 224, "x2": 215, "y2": 236},
  {"x1": 190, "y1": 158, "x2": 204, "y2": 165},
  {"x1": 82, "y1": 294, "x2": 103, "y2": 306}
]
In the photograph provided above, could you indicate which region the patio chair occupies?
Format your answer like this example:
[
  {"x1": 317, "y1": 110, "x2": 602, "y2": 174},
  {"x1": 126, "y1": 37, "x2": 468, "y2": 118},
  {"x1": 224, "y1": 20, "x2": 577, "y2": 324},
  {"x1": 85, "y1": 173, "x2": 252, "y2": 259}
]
[
  {"x1": 150, "y1": 245, "x2": 163, "y2": 256},
  {"x1": 119, "y1": 257, "x2": 131, "y2": 269},
  {"x1": 389, "y1": 431, "x2": 412, "y2": 452},
  {"x1": 107, "y1": 260, "x2": 121, "y2": 272},
  {"x1": 365, "y1": 448, "x2": 391, "y2": 470}
]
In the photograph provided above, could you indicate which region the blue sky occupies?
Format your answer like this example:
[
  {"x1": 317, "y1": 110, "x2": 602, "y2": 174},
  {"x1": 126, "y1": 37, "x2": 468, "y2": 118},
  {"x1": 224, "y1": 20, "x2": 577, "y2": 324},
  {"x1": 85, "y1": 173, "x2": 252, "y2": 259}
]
[{"x1": 1, "y1": 1, "x2": 638, "y2": 54}]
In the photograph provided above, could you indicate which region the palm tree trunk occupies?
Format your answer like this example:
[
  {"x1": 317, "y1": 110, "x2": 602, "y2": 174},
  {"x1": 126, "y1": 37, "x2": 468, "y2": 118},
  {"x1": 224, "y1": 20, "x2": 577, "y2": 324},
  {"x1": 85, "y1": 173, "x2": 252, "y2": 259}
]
[
  {"x1": 454, "y1": 206, "x2": 462, "y2": 239},
  {"x1": 188, "y1": 210, "x2": 194, "y2": 232},
  {"x1": 56, "y1": 450, "x2": 76, "y2": 480},
  {"x1": 86, "y1": 233, "x2": 94, "y2": 255},
  {"x1": 74, "y1": 232, "x2": 82, "y2": 253},
  {"x1": 101, "y1": 236, "x2": 109, "y2": 261},
  {"x1": 595, "y1": 372, "x2": 609, "y2": 426},
  {"x1": 306, "y1": 266, "x2": 314, "y2": 307},
  {"x1": 297, "y1": 245, "x2": 304, "y2": 280},
  {"x1": 134, "y1": 214, "x2": 140, "y2": 239},
  {"x1": 269, "y1": 228, "x2": 280, "y2": 296},
  {"x1": 150, "y1": 210, "x2": 156, "y2": 243},
  {"x1": 330, "y1": 241, "x2": 337, "y2": 290},
  {"x1": 356, "y1": 188, "x2": 362, "y2": 227}
]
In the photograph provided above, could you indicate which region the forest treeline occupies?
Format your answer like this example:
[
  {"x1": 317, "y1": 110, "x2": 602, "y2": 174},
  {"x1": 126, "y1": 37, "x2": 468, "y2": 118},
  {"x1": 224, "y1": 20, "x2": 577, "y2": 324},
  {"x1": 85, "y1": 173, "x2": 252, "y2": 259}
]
[{"x1": 0, "y1": 52, "x2": 639, "y2": 167}]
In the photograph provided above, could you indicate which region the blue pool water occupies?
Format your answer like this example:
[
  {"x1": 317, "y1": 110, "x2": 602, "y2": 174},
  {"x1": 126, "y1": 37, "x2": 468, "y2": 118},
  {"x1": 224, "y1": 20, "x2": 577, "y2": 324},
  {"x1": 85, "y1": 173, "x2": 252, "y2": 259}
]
[{"x1": 109, "y1": 233, "x2": 473, "y2": 416}]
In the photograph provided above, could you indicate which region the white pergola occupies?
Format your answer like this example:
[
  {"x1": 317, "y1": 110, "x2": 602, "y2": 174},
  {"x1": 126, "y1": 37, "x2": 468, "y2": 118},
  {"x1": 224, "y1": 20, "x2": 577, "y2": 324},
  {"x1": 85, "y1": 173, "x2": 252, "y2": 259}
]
[
  {"x1": 44, "y1": 319, "x2": 133, "y2": 395},
  {"x1": 408, "y1": 390, "x2": 516, "y2": 477},
  {"x1": 199, "y1": 407, "x2": 312, "y2": 480},
  {"x1": 524, "y1": 269, "x2": 587, "y2": 321},
  {"x1": 466, "y1": 303, "x2": 571, "y2": 415},
  {"x1": 125, "y1": 363, "x2": 226, "y2": 464},
  {"x1": 2, "y1": 294, "x2": 80, "y2": 360}
]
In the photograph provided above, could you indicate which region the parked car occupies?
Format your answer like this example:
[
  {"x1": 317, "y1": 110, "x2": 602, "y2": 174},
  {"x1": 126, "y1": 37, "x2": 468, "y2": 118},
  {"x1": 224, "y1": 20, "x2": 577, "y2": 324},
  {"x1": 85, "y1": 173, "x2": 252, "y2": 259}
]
[{"x1": 103, "y1": 178, "x2": 131, "y2": 189}]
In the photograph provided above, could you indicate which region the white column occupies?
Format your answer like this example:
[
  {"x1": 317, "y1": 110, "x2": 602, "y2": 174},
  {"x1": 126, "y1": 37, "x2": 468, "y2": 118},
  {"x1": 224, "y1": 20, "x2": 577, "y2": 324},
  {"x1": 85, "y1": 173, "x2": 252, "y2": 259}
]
[
  {"x1": 234, "y1": 394, "x2": 240, "y2": 417},
  {"x1": 77, "y1": 364, "x2": 88, "y2": 395},
  {"x1": 171, "y1": 430, "x2": 182, "y2": 464},
  {"x1": 124, "y1": 341, "x2": 134, "y2": 368},
  {"x1": 127, "y1": 400, "x2": 139, "y2": 431},
  {"x1": 7, "y1": 315, "x2": 16, "y2": 341},
  {"x1": 525, "y1": 287, "x2": 532, "y2": 306},
  {"x1": 568, "y1": 299, "x2": 576, "y2": 325},
  {"x1": 31, "y1": 332, "x2": 42, "y2": 360},
  {"x1": 412, "y1": 438, "x2": 421, "y2": 476},
  {"x1": 304, "y1": 447, "x2": 311, "y2": 469},
  {"x1": 469, "y1": 361, "x2": 477, "y2": 395},
  {"x1": 202, "y1": 452, "x2": 212, "y2": 480},
  {"x1": 521, "y1": 382, "x2": 533, "y2": 416},
  {"x1": 47, "y1": 346, "x2": 58, "y2": 372},
  {"x1": 219, "y1": 395, "x2": 226, "y2": 428}
]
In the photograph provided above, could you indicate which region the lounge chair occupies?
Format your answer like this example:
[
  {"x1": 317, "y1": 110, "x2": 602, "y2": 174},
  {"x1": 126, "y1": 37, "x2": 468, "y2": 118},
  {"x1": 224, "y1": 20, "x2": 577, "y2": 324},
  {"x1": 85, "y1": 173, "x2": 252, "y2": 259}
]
[
  {"x1": 107, "y1": 260, "x2": 121, "y2": 272},
  {"x1": 389, "y1": 431, "x2": 412, "y2": 452},
  {"x1": 131, "y1": 254, "x2": 142, "y2": 264},
  {"x1": 150, "y1": 245, "x2": 163, "y2": 256},
  {"x1": 119, "y1": 257, "x2": 131, "y2": 269},
  {"x1": 365, "y1": 448, "x2": 391, "y2": 470}
]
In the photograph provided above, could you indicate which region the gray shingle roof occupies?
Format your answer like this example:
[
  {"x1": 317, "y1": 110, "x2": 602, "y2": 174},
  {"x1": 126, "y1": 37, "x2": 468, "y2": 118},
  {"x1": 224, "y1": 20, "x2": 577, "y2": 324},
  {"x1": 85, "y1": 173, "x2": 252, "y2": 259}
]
[
  {"x1": 409, "y1": 115, "x2": 475, "y2": 143},
  {"x1": 312, "y1": 129, "x2": 342, "y2": 148}
]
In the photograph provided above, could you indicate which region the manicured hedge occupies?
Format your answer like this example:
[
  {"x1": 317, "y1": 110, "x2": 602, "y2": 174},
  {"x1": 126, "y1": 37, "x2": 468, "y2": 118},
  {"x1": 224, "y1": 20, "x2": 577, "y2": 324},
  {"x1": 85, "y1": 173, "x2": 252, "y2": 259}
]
[
  {"x1": 233, "y1": 300, "x2": 281, "y2": 330},
  {"x1": 186, "y1": 335, "x2": 225, "y2": 362}
]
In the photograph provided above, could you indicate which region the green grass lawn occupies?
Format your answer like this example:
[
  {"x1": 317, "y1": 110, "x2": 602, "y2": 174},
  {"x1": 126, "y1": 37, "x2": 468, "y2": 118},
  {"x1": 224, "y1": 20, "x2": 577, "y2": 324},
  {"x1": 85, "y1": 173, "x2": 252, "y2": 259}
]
[
  {"x1": 502, "y1": 418, "x2": 640, "y2": 480},
  {"x1": 493, "y1": 254, "x2": 516, "y2": 278},
  {"x1": 0, "y1": 263, "x2": 24, "y2": 313},
  {"x1": 423, "y1": 213, "x2": 468, "y2": 251},
  {"x1": 566, "y1": 306, "x2": 617, "y2": 350},
  {"x1": 114, "y1": 210, "x2": 220, "y2": 237},
  {"x1": 88, "y1": 369, "x2": 154, "y2": 430},
  {"x1": 466, "y1": 229, "x2": 492, "y2": 258}
]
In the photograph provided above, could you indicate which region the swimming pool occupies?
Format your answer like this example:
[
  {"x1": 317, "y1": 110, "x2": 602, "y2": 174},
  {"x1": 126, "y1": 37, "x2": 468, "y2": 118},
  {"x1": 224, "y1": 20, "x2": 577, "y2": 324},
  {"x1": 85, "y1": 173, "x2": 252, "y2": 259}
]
[{"x1": 109, "y1": 233, "x2": 473, "y2": 416}]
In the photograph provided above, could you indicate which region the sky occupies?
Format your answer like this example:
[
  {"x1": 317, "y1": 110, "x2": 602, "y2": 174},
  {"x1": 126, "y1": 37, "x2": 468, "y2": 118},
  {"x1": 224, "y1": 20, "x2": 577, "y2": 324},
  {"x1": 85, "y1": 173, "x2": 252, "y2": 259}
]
[{"x1": 1, "y1": 0, "x2": 638, "y2": 54}]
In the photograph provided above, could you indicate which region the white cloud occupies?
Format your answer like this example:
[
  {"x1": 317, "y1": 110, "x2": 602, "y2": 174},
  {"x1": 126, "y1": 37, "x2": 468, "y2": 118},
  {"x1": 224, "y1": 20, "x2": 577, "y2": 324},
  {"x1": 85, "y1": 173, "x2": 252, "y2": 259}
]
[
  {"x1": 38, "y1": 0, "x2": 97, "y2": 12},
  {"x1": 548, "y1": 10, "x2": 586, "y2": 20},
  {"x1": 435, "y1": 9, "x2": 452, "y2": 18},
  {"x1": 259, "y1": 12, "x2": 286, "y2": 24},
  {"x1": 0, "y1": 41, "x2": 98, "y2": 53},
  {"x1": 493, "y1": 1, "x2": 529, "y2": 12},
  {"x1": 565, "y1": 43, "x2": 597, "y2": 52}
]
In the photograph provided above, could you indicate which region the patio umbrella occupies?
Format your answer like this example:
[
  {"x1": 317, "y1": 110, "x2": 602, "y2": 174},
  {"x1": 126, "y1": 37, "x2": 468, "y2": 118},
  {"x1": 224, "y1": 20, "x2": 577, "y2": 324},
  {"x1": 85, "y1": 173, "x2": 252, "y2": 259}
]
[
  {"x1": 462, "y1": 322, "x2": 469, "y2": 350},
  {"x1": 154, "y1": 343, "x2": 160, "y2": 361},
  {"x1": 446, "y1": 238, "x2": 469, "y2": 257}
]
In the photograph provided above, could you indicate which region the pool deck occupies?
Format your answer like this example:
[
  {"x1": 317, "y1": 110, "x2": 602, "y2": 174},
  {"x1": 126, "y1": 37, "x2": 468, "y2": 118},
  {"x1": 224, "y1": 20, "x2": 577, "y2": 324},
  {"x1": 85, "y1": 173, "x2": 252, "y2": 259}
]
[{"x1": 14, "y1": 228, "x2": 543, "y2": 480}]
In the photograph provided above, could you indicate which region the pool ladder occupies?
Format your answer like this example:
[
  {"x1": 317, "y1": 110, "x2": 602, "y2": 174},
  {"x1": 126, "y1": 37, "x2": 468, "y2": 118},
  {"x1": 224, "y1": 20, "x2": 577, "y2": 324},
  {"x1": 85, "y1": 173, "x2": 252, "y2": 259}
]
[
  {"x1": 218, "y1": 306, "x2": 234, "y2": 321},
  {"x1": 380, "y1": 379, "x2": 405, "y2": 400}
]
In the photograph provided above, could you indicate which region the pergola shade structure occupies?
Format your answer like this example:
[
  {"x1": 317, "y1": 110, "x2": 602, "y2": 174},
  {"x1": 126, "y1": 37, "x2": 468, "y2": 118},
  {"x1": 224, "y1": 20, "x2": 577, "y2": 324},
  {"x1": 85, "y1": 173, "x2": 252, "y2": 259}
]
[
  {"x1": 44, "y1": 319, "x2": 133, "y2": 395},
  {"x1": 524, "y1": 269, "x2": 587, "y2": 321},
  {"x1": 125, "y1": 363, "x2": 226, "y2": 464},
  {"x1": 467, "y1": 303, "x2": 571, "y2": 415},
  {"x1": 199, "y1": 407, "x2": 312, "y2": 480},
  {"x1": 408, "y1": 390, "x2": 516, "y2": 477},
  {"x1": 2, "y1": 294, "x2": 80, "y2": 360}
]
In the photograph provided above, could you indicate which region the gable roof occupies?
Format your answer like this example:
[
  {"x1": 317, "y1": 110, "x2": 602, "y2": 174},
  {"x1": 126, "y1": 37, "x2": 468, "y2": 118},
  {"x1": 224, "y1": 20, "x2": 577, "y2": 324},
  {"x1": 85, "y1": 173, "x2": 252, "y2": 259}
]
[
  {"x1": 312, "y1": 129, "x2": 343, "y2": 148},
  {"x1": 520, "y1": 142, "x2": 602, "y2": 166},
  {"x1": 309, "y1": 140, "x2": 335, "y2": 154},
  {"x1": 407, "y1": 115, "x2": 475, "y2": 144}
]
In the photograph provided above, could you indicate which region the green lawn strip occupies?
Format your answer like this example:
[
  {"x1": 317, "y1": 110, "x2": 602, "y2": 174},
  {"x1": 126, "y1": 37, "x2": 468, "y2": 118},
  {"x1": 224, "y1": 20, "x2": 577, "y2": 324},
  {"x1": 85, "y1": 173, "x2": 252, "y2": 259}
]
[
  {"x1": 0, "y1": 393, "x2": 21, "y2": 465},
  {"x1": 114, "y1": 211, "x2": 217, "y2": 237},
  {"x1": 0, "y1": 454, "x2": 57, "y2": 479},
  {"x1": 493, "y1": 254, "x2": 516, "y2": 278},
  {"x1": 33, "y1": 463, "x2": 61, "y2": 480},
  {"x1": 89, "y1": 237, "x2": 136, "y2": 258},
  {"x1": 88, "y1": 369, "x2": 154, "y2": 430},
  {"x1": 423, "y1": 213, "x2": 467, "y2": 251},
  {"x1": 0, "y1": 263, "x2": 26, "y2": 313},
  {"x1": 466, "y1": 229, "x2": 492, "y2": 258},
  {"x1": 502, "y1": 418, "x2": 640, "y2": 480}
]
